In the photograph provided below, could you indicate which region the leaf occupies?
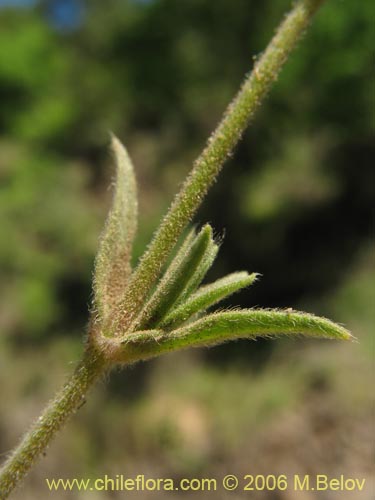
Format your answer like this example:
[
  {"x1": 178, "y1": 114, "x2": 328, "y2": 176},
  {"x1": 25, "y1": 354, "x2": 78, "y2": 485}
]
[
  {"x1": 117, "y1": 309, "x2": 353, "y2": 364},
  {"x1": 175, "y1": 235, "x2": 220, "y2": 306},
  {"x1": 94, "y1": 135, "x2": 138, "y2": 320},
  {"x1": 161, "y1": 271, "x2": 259, "y2": 329},
  {"x1": 132, "y1": 224, "x2": 216, "y2": 331}
]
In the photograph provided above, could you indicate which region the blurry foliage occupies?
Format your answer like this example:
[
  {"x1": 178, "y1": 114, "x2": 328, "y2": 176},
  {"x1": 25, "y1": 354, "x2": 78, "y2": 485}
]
[
  {"x1": 0, "y1": 139, "x2": 100, "y2": 337},
  {"x1": 0, "y1": 0, "x2": 373, "y2": 345},
  {"x1": 0, "y1": 1, "x2": 373, "y2": 496},
  {"x1": 240, "y1": 131, "x2": 339, "y2": 221}
]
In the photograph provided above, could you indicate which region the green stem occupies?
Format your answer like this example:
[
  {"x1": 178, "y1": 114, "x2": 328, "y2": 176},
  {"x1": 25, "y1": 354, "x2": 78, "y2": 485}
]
[
  {"x1": 116, "y1": 0, "x2": 326, "y2": 333},
  {"x1": 0, "y1": 348, "x2": 107, "y2": 499},
  {"x1": 0, "y1": 1, "x2": 327, "y2": 497}
]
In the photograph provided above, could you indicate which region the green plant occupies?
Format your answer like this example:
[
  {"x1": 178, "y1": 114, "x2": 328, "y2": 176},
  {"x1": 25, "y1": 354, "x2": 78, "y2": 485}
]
[{"x1": 0, "y1": 0, "x2": 353, "y2": 497}]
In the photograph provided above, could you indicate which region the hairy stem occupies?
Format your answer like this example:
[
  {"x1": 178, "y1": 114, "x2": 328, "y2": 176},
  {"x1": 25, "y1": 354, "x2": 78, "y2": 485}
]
[
  {"x1": 0, "y1": 1, "x2": 328, "y2": 497},
  {"x1": 0, "y1": 348, "x2": 107, "y2": 499},
  {"x1": 116, "y1": 0, "x2": 326, "y2": 332}
]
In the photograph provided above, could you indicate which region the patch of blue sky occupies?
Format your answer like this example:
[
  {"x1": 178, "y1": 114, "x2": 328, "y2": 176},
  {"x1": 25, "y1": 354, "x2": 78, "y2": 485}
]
[
  {"x1": 0, "y1": 0, "x2": 36, "y2": 7},
  {"x1": 48, "y1": 0, "x2": 85, "y2": 30}
]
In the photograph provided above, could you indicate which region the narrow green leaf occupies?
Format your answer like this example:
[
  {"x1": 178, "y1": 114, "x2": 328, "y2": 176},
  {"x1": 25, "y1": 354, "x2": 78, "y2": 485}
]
[
  {"x1": 132, "y1": 224, "x2": 215, "y2": 331},
  {"x1": 118, "y1": 309, "x2": 353, "y2": 364},
  {"x1": 161, "y1": 272, "x2": 259, "y2": 329},
  {"x1": 94, "y1": 135, "x2": 138, "y2": 320},
  {"x1": 164, "y1": 226, "x2": 197, "y2": 270},
  {"x1": 121, "y1": 329, "x2": 164, "y2": 346},
  {"x1": 175, "y1": 236, "x2": 220, "y2": 306}
]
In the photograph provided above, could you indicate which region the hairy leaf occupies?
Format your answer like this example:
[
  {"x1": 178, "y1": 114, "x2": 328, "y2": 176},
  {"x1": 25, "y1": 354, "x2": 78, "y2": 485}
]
[
  {"x1": 132, "y1": 224, "x2": 215, "y2": 331},
  {"x1": 94, "y1": 135, "x2": 138, "y2": 320},
  {"x1": 162, "y1": 271, "x2": 259, "y2": 329},
  {"x1": 118, "y1": 309, "x2": 352, "y2": 363},
  {"x1": 176, "y1": 235, "x2": 220, "y2": 306}
]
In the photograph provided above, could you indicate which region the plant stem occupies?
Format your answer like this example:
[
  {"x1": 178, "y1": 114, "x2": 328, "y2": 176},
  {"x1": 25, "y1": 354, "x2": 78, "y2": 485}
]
[
  {"x1": 116, "y1": 0, "x2": 326, "y2": 333},
  {"x1": 0, "y1": 348, "x2": 107, "y2": 499},
  {"x1": 0, "y1": 1, "x2": 327, "y2": 497}
]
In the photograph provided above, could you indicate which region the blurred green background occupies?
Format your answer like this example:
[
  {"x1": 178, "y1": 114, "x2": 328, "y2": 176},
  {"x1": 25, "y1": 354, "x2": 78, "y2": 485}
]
[{"x1": 0, "y1": 0, "x2": 373, "y2": 498}]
